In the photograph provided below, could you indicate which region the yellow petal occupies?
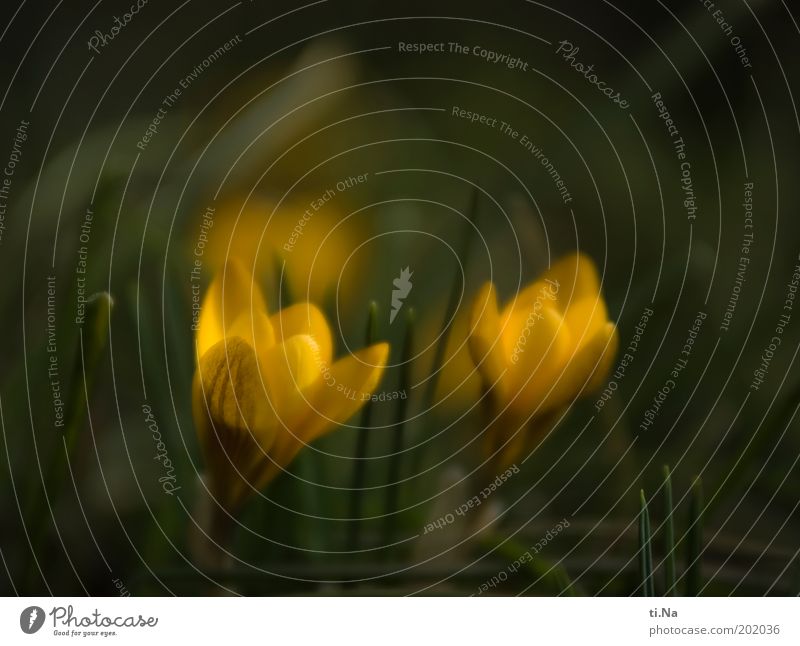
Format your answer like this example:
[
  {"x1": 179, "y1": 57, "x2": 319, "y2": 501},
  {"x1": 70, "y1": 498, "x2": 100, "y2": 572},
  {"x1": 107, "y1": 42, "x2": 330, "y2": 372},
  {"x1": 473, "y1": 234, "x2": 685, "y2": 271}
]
[
  {"x1": 261, "y1": 334, "x2": 326, "y2": 429},
  {"x1": 468, "y1": 282, "x2": 508, "y2": 399},
  {"x1": 546, "y1": 322, "x2": 618, "y2": 412},
  {"x1": 265, "y1": 342, "x2": 389, "y2": 481},
  {"x1": 562, "y1": 296, "x2": 609, "y2": 348},
  {"x1": 192, "y1": 336, "x2": 277, "y2": 511},
  {"x1": 305, "y1": 342, "x2": 390, "y2": 442},
  {"x1": 584, "y1": 323, "x2": 619, "y2": 393},
  {"x1": 506, "y1": 306, "x2": 571, "y2": 415},
  {"x1": 269, "y1": 303, "x2": 333, "y2": 367},
  {"x1": 541, "y1": 252, "x2": 601, "y2": 313},
  {"x1": 499, "y1": 278, "x2": 560, "y2": 329},
  {"x1": 196, "y1": 259, "x2": 268, "y2": 359},
  {"x1": 228, "y1": 310, "x2": 275, "y2": 357}
]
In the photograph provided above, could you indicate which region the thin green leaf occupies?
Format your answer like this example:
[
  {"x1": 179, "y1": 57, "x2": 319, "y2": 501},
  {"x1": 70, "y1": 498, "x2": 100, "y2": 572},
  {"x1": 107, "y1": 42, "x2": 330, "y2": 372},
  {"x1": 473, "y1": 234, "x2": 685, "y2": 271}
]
[
  {"x1": 686, "y1": 476, "x2": 704, "y2": 596},
  {"x1": 274, "y1": 253, "x2": 293, "y2": 308},
  {"x1": 382, "y1": 308, "x2": 415, "y2": 549},
  {"x1": 346, "y1": 301, "x2": 378, "y2": 551},
  {"x1": 663, "y1": 465, "x2": 677, "y2": 596},
  {"x1": 419, "y1": 185, "x2": 480, "y2": 411},
  {"x1": 639, "y1": 489, "x2": 654, "y2": 596}
]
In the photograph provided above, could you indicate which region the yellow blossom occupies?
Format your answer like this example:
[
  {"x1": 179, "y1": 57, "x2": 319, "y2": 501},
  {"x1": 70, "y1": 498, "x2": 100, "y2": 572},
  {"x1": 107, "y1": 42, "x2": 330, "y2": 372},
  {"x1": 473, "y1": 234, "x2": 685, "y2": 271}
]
[
  {"x1": 203, "y1": 197, "x2": 365, "y2": 307},
  {"x1": 468, "y1": 253, "x2": 618, "y2": 466},
  {"x1": 192, "y1": 259, "x2": 389, "y2": 513}
]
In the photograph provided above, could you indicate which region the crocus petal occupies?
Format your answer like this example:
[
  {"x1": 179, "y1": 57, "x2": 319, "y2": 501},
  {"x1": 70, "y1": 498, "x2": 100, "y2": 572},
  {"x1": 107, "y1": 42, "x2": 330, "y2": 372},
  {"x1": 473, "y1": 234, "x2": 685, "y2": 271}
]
[
  {"x1": 541, "y1": 252, "x2": 601, "y2": 313},
  {"x1": 228, "y1": 310, "x2": 275, "y2": 357},
  {"x1": 499, "y1": 278, "x2": 560, "y2": 329},
  {"x1": 562, "y1": 296, "x2": 609, "y2": 349},
  {"x1": 506, "y1": 306, "x2": 572, "y2": 415},
  {"x1": 468, "y1": 282, "x2": 508, "y2": 399},
  {"x1": 192, "y1": 336, "x2": 277, "y2": 511},
  {"x1": 262, "y1": 342, "x2": 388, "y2": 482},
  {"x1": 269, "y1": 303, "x2": 333, "y2": 367},
  {"x1": 196, "y1": 259, "x2": 268, "y2": 359},
  {"x1": 261, "y1": 334, "x2": 326, "y2": 430},
  {"x1": 303, "y1": 342, "x2": 390, "y2": 443},
  {"x1": 546, "y1": 322, "x2": 618, "y2": 412},
  {"x1": 584, "y1": 323, "x2": 619, "y2": 393}
]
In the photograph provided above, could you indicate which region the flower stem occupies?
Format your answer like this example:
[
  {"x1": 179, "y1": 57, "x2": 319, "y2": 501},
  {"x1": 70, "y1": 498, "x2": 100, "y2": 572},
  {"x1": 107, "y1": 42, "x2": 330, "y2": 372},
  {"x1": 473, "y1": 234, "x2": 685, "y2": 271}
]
[{"x1": 188, "y1": 474, "x2": 236, "y2": 574}]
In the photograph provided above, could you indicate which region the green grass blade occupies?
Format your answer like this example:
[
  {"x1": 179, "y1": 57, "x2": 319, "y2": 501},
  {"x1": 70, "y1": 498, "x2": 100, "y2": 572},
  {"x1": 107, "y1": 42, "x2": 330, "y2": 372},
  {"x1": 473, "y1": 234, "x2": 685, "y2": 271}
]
[
  {"x1": 686, "y1": 476, "x2": 704, "y2": 596},
  {"x1": 382, "y1": 308, "x2": 414, "y2": 549},
  {"x1": 639, "y1": 489, "x2": 654, "y2": 596},
  {"x1": 420, "y1": 185, "x2": 480, "y2": 411},
  {"x1": 274, "y1": 253, "x2": 293, "y2": 308},
  {"x1": 346, "y1": 301, "x2": 378, "y2": 551},
  {"x1": 663, "y1": 465, "x2": 677, "y2": 596}
]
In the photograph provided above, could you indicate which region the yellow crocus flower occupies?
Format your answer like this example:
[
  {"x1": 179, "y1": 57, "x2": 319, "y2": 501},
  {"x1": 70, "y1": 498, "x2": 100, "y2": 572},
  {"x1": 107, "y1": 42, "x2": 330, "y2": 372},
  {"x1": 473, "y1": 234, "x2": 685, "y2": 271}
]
[
  {"x1": 192, "y1": 259, "x2": 389, "y2": 513},
  {"x1": 203, "y1": 197, "x2": 365, "y2": 307},
  {"x1": 468, "y1": 253, "x2": 618, "y2": 467}
]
